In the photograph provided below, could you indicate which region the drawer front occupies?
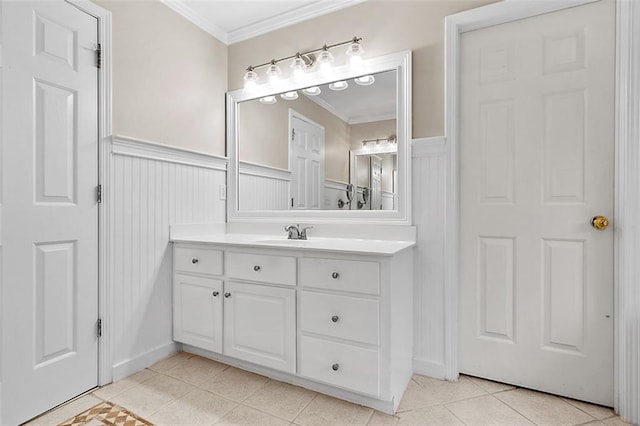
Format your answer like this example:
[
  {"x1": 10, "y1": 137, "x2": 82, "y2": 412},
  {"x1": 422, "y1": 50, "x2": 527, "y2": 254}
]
[
  {"x1": 300, "y1": 257, "x2": 380, "y2": 295},
  {"x1": 301, "y1": 291, "x2": 379, "y2": 345},
  {"x1": 300, "y1": 335, "x2": 379, "y2": 396},
  {"x1": 174, "y1": 247, "x2": 223, "y2": 276},
  {"x1": 226, "y1": 252, "x2": 296, "y2": 286}
]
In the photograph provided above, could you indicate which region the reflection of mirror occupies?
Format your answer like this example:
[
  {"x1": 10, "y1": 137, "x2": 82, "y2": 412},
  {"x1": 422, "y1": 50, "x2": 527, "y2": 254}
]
[{"x1": 226, "y1": 50, "x2": 412, "y2": 223}]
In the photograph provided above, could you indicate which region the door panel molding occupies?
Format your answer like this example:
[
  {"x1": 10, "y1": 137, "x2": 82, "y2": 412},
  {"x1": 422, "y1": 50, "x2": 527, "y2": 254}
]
[{"x1": 445, "y1": 0, "x2": 639, "y2": 422}]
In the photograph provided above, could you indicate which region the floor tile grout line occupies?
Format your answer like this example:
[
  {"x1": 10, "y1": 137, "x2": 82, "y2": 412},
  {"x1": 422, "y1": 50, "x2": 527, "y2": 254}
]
[
  {"x1": 443, "y1": 403, "x2": 470, "y2": 425},
  {"x1": 291, "y1": 392, "x2": 319, "y2": 424}
]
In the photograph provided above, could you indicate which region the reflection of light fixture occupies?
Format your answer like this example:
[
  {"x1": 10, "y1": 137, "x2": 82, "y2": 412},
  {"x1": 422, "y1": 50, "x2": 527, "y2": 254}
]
[
  {"x1": 362, "y1": 135, "x2": 397, "y2": 148},
  {"x1": 345, "y1": 37, "x2": 364, "y2": 70},
  {"x1": 354, "y1": 75, "x2": 375, "y2": 86},
  {"x1": 259, "y1": 96, "x2": 277, "y2": 104},
  {"x1": 302, "y1": 86, "x2": 321, "y2": 96},
  {"x1": 241, "y1": 37, "x2": 362, "y2": 87},
  {"x1": 329, "y1": 81, "x2": 348, "y2": 91},
  {"x1": 265, "y1": 60, "x2": 282, "y2": 85},
  {"x1": 280, "y1": 91, "x2": 299, "y2": 100},
  {"x1": 243, "y1": 67, "x2": 259, "y2": 91}
]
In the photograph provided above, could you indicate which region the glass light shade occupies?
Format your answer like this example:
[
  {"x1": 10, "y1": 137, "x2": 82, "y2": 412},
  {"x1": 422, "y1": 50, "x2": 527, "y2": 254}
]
[
  {"x1": 329, "y1": 80, "x2": 348, "y2": 91},
  {"x1": 259, "y1": 96, "x2": 277, "y2": 104},
  {"x1": 346, "y1": 41, "x2": 364, "y2": 70},
  {"x1": 290, "y1": 56, "x2": 306, "y2": 80},
  {"x1": 302, "y1": 86, "x2": 321, "y2": 96},
  {"x1": 318, "y1": 49, "x2": 334, "y2": 74},
  {"x1": 265, "y1": 63, "x2": 282, "y2": 84},
  {"x1": 280, "y1": 91, "x2": 299, "y2": 101},
  {"x1": 354, "y1": 75, "x2": 375, "y2": 86},
  {"x1": 243, "y1": 70, "x2": 259, "y2": 91}
]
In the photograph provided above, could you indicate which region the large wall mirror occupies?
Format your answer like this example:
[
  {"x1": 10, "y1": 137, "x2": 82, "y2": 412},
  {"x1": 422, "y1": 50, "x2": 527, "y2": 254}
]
[{"x1": 226, "y1": 50, "x2": 411, "y2": 224}]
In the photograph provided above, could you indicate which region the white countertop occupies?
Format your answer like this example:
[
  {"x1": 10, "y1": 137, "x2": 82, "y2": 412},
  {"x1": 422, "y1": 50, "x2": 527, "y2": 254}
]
[{"x1": 171, "y1": 233, "x2": 416, "y2": 256}]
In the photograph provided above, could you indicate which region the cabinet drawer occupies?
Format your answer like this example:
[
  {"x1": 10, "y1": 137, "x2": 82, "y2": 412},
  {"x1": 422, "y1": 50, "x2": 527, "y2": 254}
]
[
  {"x1": 174, "y1": 247, "x2": 223, "y2": 276},
  {"x1": 226, "y1": 252, "x2": 296, "y2": 286},
  {"x1": 300, "y1": 335, "x2": 379, "y2": 396},
  {"x1": 300, "y1": 258, "x2": 379, "y2": 295},
  {"x1": 301, "y1": 291, "x2": 379, "y2": 345}
]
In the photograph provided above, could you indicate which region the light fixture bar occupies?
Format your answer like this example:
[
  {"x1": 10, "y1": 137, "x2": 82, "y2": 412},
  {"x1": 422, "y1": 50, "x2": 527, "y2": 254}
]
[
  {"x1": 362, "y1": 135, "x2": 397, "y2": 145},
  {"x1": 245, "y1": 36, "x2": 362, "y2": 73}
]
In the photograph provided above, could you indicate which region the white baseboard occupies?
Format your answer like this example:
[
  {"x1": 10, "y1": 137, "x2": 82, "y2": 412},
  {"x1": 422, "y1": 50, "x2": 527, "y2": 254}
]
[
  {"x1": 111, "y1": 342, "x2": 179, "y2": 382},
  {"x1": 412, "y1": 357, "x2": 448, "y2": 380}
]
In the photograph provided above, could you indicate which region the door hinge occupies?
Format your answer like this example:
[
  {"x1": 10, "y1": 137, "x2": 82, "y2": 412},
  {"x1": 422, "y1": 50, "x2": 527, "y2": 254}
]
[
  {"x1": 97, "y1": 318, "x2": 102, "y2": 338},
  {"x1": 95, "y1": 43, "x2": 102, "y2": 69},
  {"x1": 291, "y1": 128, "x2": 295, "y2": 140},
  {"x1": 96, "y1": 184, "x2": 102, "y2": 203},
  {"x1": 291, "y1": 197, "x2": 294, "y2": 207}
]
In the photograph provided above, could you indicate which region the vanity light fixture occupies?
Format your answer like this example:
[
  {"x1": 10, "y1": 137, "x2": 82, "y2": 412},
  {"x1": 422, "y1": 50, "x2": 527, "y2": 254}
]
[
  {"x1": 329, "y1": 80, "x2": 348, "y2": 91},
  {"x1": 362, "y1": 135, "x2": 397, "y2": 148},
  {"x1": 242, "y1": 36, "x2": 363, "y2": 90},
  {"x1": 302, "y1": 86, "x2": 321, "y2": 96},
  {"x1": 259, "y1": 95, "x2": 277, "y2": 104},
  {"x1": 280, "y1": 91, "x2": 299, "y2": 100},
  {"x1": 354, "y1": 75, "x2": 375, "y2": 86}
]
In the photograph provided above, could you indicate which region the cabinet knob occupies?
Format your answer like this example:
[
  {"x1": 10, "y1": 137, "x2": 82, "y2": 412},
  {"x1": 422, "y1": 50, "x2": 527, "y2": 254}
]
[
  {"x1": 331, "y1": 315, "x2": 339, "y2": 323},
  {"x1": 192, "y1": 258, "x2": 199, "y2": 264},
  {"x1": 224, "y1": 292, "x2": 231, "y2": 298},
  {"x1": 253, "y1": 265, "x2": 261, "y2": 271},
  {"x1": 212, "y1": 291, "x2": 219, "y2": 297},
  {"x1": 331, "y1": 272, "x2": 339, "y2": 279},
  {"x1": 332, "y1": 363, "x2": 340, "y2": 371}
]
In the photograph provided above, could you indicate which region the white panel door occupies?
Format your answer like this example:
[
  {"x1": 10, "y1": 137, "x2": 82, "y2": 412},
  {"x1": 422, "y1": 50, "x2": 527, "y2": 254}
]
[
  {"x1": 1, "y1": 1, "x2": 99, "y2": 424},
  {"x1": 223, "y1": 281, "x2": 296, "y2": 373},
  {"x1": 289, "y1": 112, "x2": 324, "y2": 210},
  {"x1": 370, "y1": 155, "x2": 382, "y2": 210},
  {"x1": 459, "y1": 1, "x2": 614, "y2": 405}
]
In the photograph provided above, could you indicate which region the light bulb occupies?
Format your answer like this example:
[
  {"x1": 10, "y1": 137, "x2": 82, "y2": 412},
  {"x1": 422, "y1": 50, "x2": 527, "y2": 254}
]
[
  {"x1": 346, "y1": 39, "x2": 364, "y2": 70},
  {"x1": 329, "y1": 80, "x2": 348, "y2": 91},
  {"x1": 265, "y1": 61, "x2": 282, "y2": 85},
  {"x1": 354, "y1": 75, "x2": 375, "y2": 86},
  {"x1": 243, "y1": 69, "x2": 258, "y2": 91},
  {"x1": 302, "y1": 86, "x2": 321, "y2": 96},
  {"x1": 280, "y1": 91, "x2": 299, "y2": 101},
  {"x1": 259, "y1": 96, "x2": 277, "y2": 104},
  {"x1": 318, "y1": 48, "x2": 334, "y2": 75},
  {"x1": 290, "y1": 55, "x2": 306, "y2": 80}
]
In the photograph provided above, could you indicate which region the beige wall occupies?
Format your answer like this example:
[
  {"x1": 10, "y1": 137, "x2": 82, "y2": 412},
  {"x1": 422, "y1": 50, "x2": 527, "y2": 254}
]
[
  {"x1": 95, "y1": 0, "x2": 228, "y2": 155},
  {"x1": 349, "y1": 119, "x2": 396, "y2": 150},
  {"x1": 228, "y1": 0, "x2": 495, "y2": 139},
  {"x1": 238, "y1": 95, "x2": 351, "y2": 182}
]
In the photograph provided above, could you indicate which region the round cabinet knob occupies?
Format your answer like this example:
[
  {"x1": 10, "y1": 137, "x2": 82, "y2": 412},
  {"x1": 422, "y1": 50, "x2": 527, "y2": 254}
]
[
  {"x1": 253, "y1": 265, "x2": 261, "y2": 272},
  {"x1": 331, "y1": 315, "x2": 339, "y2": 323},
  {"x1": 331, "y1": 272, "x2": 339, "y2": 279},
  {"x1": 192, "y1": 258, "x2": 199, "y2": 264},
  {"x1": 224, "y1": 292, "x2": 231, "y2": 298},
  {"x1": 591, "y1": 215, "x2": 610, "y2": 230},
  {"x1": 332, "y1": 363, "x2": 340, "y2": 371},
  {"x1": 212, "y1": 291, "x2": 219, "y2": 297}
]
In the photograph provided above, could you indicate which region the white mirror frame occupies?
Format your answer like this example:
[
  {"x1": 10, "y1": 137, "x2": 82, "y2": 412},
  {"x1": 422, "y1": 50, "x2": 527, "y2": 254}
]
[{"x1": 226, "y1": 50, "x2": 412, "y2": 224}]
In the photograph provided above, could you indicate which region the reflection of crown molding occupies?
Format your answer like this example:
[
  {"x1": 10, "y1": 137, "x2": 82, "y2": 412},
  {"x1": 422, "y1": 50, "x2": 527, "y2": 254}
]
[
  {"x1": 228, "y1": 0, "x2": 367, "y2": 44},
  {"x1": 159, "y1": 0, "x2": 229, "y2": 44},
  {"x1": 349, "y1": 112, "x2": 396, "y2": 125},
  {"x1": 239, "y1": 160, "x2": 291, "y2": 181},
  {"x1": 160, "y1": 0, "x2": 366, "y2": 45},
  {"x1": 304, "y1": 93, "x2": 350, "y2": 124}
]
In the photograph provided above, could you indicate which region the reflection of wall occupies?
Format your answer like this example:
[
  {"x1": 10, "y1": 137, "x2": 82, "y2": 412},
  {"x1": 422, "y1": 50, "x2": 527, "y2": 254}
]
[
  {"x1": 349, "y1": 119, "x2": 396, "y2": 150},
  {"x1": 95, "y1": 1, "x2": 227, "y2": 155},
  {"x1": 238, "y1": 95, "x2": 350, "y2": 181},
  {"x1": 228, "y1": 1, "x2": 496, "y2": 139},
  {"x1": 355, "y1": 153, "x2": 396, "y2": 194}
]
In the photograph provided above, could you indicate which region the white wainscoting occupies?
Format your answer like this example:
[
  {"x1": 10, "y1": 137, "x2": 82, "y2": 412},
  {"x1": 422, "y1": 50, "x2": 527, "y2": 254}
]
[
  {"x1": 239, "y1": 161, "x2": 290, "y2": 211},
  {"x1": 382, "y1": 191, "x2": 394, "y2": 210},
  {"x1": 109, "y1": 136, "x2": 227, "y2": 380},
  {"x1": 324, "y1": 179, "x2": 349, "y2": 210},
  {"x1": 411, "y1": 136, "x2": 449, "y2": 379}
]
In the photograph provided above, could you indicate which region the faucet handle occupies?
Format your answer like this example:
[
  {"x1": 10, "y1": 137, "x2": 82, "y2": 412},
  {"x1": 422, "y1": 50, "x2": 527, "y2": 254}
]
[{"x1": 300, "y1": 226, "x2": 313, "y2": 240}]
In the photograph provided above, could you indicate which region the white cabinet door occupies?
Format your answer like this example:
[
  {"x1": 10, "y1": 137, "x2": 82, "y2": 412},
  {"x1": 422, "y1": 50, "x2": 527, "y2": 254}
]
[
  {"x1": 223, "y1": 281, "x2": 296, "y2": 373},
  {"x1": 174, "y1": 274, "x2": 223, "y2": 353}
]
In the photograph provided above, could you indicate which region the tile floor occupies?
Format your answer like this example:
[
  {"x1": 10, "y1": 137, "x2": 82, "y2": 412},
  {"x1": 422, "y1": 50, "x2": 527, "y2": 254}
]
[{"x1": 27, "y1": 352, "x2": 629, "y2": 426}]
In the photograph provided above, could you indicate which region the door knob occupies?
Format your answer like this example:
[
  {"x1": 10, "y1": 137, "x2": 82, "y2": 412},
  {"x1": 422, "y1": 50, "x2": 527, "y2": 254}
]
[{"x1": 591, "y1": 216, "x2": 610, "y2": 230}]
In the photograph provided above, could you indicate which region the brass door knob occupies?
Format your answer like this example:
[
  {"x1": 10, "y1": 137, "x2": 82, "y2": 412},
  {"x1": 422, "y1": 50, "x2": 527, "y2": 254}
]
[{"x1": 591, "y1": 216, "x2": 610, "y2": 230}]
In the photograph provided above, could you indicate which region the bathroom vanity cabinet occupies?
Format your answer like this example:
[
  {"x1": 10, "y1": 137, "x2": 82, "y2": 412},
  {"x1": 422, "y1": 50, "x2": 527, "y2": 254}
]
[{"x1": 171, "y1": 237, "x2": 414, "y2": 414}]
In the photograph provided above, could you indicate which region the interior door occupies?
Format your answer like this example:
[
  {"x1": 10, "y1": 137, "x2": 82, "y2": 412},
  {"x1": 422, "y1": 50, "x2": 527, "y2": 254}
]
[
  {"x1": 459, "y1": 1, "x2": 614, "y2": 405},
  {"x1": 370, "y1": 155, "x2": 382, "y2": 210},
  {"x1": 1, "y1": 1, "x2": 99, "y2": 423},
  {"x1": 289, "y1": 112, "x2": 325, "y2": 210}
]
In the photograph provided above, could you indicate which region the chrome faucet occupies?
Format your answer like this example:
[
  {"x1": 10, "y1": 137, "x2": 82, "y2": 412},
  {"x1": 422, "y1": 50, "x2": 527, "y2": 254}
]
[{"x1": 284, "y1": 224, "x2": 313, "y2": 240}]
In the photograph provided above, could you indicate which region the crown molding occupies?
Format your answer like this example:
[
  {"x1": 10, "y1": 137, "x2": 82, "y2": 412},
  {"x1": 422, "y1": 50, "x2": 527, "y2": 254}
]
[
  {"x1": 159, "y1": 0, "x2": 229, "y2": 44},
  {"x1": 160, "y1": 0, "x2": 366, "y2": 46},
  {"x1": 227, "y1": 0, "x2": 367, "y2": 44}
]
